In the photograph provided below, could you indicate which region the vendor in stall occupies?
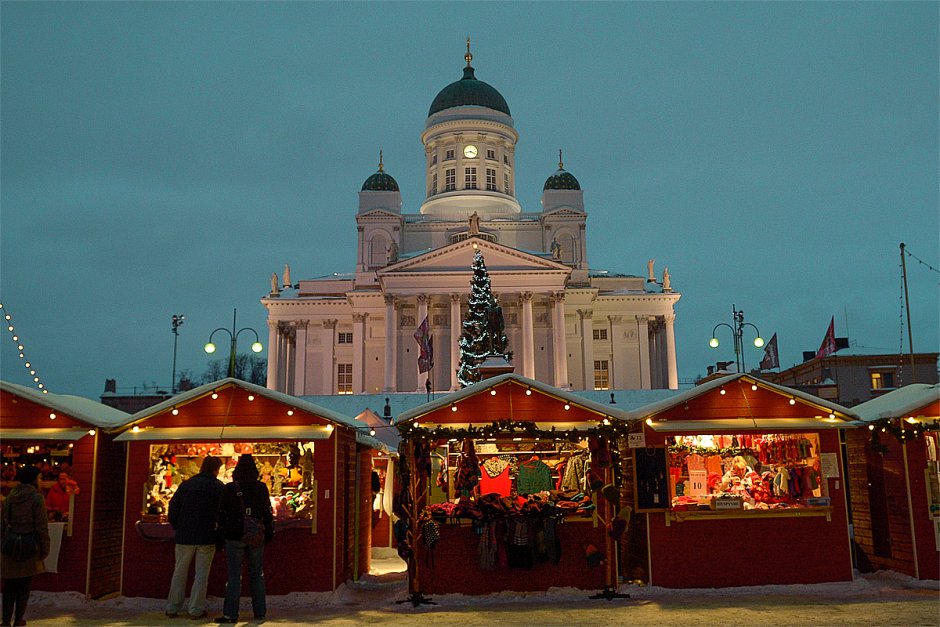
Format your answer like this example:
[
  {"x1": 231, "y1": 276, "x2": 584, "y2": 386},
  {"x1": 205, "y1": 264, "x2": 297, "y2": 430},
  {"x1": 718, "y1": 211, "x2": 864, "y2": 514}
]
[
  {"x1": 719, "y1": 456, "x2": 759, "y2": 495},
  {"x1": 45, "y1": 471, "x2": 79, "y2": 521}
]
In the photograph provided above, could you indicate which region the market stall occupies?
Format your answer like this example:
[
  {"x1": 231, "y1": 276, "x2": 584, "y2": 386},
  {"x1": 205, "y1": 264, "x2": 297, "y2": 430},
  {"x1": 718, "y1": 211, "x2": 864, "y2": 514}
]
[
  {"x1": 849, "y1": 383, "x2": 939, "y2": 580},
  {"x1": 113, "y1": 378, "x2": 381, "y2": 597},
  {"x1": 0, "y1": 381, "x2": 129, "y2": 597},
  {"x1": 393, "y1": 374, "x2": 634, "y2": 600},
  {"x1": 625, "y1": 373, "x2": 858, "y2": 588}
]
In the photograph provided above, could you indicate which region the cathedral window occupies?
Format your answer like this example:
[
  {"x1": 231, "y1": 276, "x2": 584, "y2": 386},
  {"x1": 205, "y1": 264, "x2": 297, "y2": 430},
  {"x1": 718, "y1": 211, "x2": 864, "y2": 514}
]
[
  {"x1": 503, "y1": 154, "x2": 510, "y2": 165},
  {"x1": 445, "y1": 168, "x2": 456, "y2": 191},
  {"x1": 430, "y1": 173, "x2": 438, "y2": 196},
  {"x1": 486, "y1": 168, "x2": 497, "y2": 191},
  {"x1": 445, "y1": 149, "x2": 455, "y2": 161},
  {"x1": 338, "y1": 332, "x2": 353, "y2": 344},
  {"x1": 486, "y1": 148, "x2": 496, "y2": 160},
  {"x1": 593, "y1": 360, "x2": 609, "y2": 391},
  {"x1": 593, "y1": 329, "x2": 608, "y2": 341},
  {"x1": 465, "y1": 167, "x2": 477, "y2": 190},
  {"x1": 337, "y1": 363, "x2": 353, "y2": 394},
  {"x1": 503, "y1": 172, "x2": 511, "y2": 194},
  {"x1": 431, "y1": 153, "x2": 438, "y2": 165}
]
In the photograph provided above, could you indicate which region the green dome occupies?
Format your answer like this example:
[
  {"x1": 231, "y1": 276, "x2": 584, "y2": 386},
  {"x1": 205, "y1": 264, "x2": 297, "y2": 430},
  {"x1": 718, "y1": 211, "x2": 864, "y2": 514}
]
[
  {"x1": 543, "y1": 168, "x2": 581, "y2": 191},
  {"x1": 361, "y1": 170, "x2": 399, "y2": 192},
  {"x1": 428, "y1": 66, "x2": 511, "y2": 117}
]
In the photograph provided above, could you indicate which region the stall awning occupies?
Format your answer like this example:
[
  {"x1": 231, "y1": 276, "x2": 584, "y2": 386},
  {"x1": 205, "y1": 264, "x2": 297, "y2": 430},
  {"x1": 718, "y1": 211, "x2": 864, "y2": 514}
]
[
  {"x1": 646, "y1": 417, "x2": 852, "y2": 432},
  {"x1": 114, "y1": 425, "x2": 334, "y2": 442},
  {"x1": 1, "y1": 428, "x2": 92, "y2": 441},
  {"x1": 412, "y1": 421, "x2": 600, "y2": 431}
]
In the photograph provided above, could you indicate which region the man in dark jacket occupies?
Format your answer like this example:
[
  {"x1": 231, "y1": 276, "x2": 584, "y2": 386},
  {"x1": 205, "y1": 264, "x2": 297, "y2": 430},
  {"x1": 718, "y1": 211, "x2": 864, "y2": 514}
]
[
  {"x1": 165, "y1": 456, "x2": 224, "y2": 619},
  {"x1": 214, "y1": 454, "x2": 273, "y2": 624}
]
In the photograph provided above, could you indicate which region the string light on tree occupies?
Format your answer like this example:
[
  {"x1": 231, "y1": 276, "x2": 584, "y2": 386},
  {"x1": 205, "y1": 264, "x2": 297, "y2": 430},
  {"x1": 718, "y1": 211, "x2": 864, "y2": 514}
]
[{"x1": 0, "y1": 303, "x2": 48, "y2": 393}]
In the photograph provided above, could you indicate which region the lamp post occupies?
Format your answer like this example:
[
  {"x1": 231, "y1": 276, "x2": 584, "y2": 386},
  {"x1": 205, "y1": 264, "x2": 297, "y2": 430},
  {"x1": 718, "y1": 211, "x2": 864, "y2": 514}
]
[
  {"x1": 171, "y1": 314, "x2": 185, "y2": 393},
  {"x1": 709, "y1": 304, "x2": 764, "y2": 373},
  {"x1": 204, "y1": 308, "x2": 263, "y2": 379}
]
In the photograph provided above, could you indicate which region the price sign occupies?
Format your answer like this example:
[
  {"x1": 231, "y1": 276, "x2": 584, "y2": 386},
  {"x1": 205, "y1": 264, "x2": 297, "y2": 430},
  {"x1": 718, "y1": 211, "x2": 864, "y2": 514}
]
[
  {"x1": 688, "y1": 470, "x2": 707, "y2": 497},
  {"x1": 628, "y1": 433, "x2": 646, "y2": 449}
]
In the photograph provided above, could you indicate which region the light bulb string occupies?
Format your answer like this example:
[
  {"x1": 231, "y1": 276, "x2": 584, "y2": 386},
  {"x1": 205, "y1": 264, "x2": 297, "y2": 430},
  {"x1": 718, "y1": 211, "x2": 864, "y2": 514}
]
[{"x1": 0, "y1": 302, "x2": 49, "y2": 394}]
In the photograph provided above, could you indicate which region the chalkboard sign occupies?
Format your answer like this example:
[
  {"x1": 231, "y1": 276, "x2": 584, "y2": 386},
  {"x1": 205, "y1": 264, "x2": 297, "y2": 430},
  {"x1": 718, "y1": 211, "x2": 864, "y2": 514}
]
[{"x1": 632, "y1": 447, "x2": 669, "y2": 512}]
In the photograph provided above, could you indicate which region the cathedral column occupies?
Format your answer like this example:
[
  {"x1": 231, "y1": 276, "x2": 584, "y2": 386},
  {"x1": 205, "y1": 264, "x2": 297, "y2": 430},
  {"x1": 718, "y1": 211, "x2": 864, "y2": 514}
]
[
  {"x1": 276, "y1": 323, "x2": 289, "y2": 392},
  {"x1": 521, "y1": 292, "x2": 535, "y2": 379},
  {"x1": 450, "y1": 294, "x2": 461, "y2": 390},
  {"x1": 650, "y1": 317, "x2": 663, "y2": 389},
  {"x1": 636, "y1": 315, "x2": 651, "y2": 389},
  {"x1": 552, "y1": 291, "x2": 569, "y2": 388},
  {"x1": 293, "y1": 320, "x2": 309, "y2": 395},
  {"x1": 266, "y1": 320, "x2": 279, "y2": 390},
  {"x1": 383, "y1": 295, "x2": 398, "y2": 392},
  {"x1": 321, "y1": 319, "x2": 336, "y2": 394},
  {"x1": 664, "y1": 313, "x2": 678, "y2": 390},
  {"x1": 609, "y1": 315, "x2": 624, "y2": 389},
  {"x1": 578, "y1": 309, "x2": 594, "y2": 390},
  {"x1": 416, "y1": 294, "x2": 428, "y2": 391},
  {"x1": 352, "y1": 313, "x2": 367, "y2": 394},
  {"x1": 356, "y1": 226, "x2": 365, "y2": 272},
  {"x1": 283, "y1": 325, "x2": 296, "y2": 395}
]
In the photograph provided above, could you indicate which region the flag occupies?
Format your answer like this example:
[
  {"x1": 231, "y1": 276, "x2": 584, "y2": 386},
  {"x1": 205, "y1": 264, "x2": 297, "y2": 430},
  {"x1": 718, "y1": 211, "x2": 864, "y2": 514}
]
[
  {"x1": 414, "y1": 316, "x2": 433, "y2": 373},
  {"x1": 759, "y1": 333, "x2": 779, "y2": 370},
  {"x1": 815, "y1": 316, "x2": 837, "y2": 359}
]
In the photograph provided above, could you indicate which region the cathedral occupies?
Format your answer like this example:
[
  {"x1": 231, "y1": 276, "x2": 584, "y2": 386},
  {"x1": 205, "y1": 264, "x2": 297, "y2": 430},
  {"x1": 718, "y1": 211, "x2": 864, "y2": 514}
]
[{"x1": 262, "y1": 44, "x2": 680, "y2": 395}]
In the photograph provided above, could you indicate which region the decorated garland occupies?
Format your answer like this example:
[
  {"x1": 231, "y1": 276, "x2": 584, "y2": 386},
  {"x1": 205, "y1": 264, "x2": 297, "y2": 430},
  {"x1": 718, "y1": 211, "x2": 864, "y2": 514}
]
[
  {"x1": 397, "y1": 418, "x2": 636, "y2": 443},
  {"x1": 867, "y1": 416, "x2": 939, "y2": 454}
]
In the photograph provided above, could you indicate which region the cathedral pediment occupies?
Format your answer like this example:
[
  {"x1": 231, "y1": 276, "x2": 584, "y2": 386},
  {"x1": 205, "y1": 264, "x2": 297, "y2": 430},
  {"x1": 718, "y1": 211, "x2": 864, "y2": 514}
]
[
  {"x1": 542, "y1": 206, "x2": 585, "y2": 217},
  {"x1": 356, "y1": 208, "x2": 401, "y2": 220},
  {"x1": 379, "y1": 238, "x2": 570, "y2": 276}
]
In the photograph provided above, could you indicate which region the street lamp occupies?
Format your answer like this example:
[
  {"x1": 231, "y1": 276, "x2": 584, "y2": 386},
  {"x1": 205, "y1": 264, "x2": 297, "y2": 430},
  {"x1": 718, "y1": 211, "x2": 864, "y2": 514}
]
[
  {"x1": 709, "y1": 304, "x2": 763, "y2": 373},
  {"x1": 204, "y1": 308, "x2": 263, "y2": 379},
  {"x1": 171, "y1": 314, "x2": 185, "y2": 394}
]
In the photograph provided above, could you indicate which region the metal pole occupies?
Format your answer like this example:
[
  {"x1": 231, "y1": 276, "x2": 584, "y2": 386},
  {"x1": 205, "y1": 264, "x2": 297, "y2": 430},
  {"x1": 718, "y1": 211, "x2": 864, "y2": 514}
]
[
  {"x1": 900, "y1": 243, "x2": 916, "y2": 383},
  {"x1": 228, "y1": 308, "x2": 238, "y2": 378},
  {"x1": 171, "y1": 329, "x2": 179, "y2": 394}
]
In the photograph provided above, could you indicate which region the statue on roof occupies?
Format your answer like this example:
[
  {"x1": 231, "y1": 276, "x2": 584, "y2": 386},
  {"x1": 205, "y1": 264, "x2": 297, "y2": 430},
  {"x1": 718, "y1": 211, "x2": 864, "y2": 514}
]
[
  {"x1": 271, "y1": 272, "x2": 279, "y2": 295},
  {"x1": 647, "y1": 259, "x2": 656, "y2": 282},
  {"x1": 386, "y1": 240, "x2": 399, "y2": 264},
  {"x1": 468, "y1": 211, "x2": 480, "y2": 235},
  {"x1": 550, "y1": 237, "x2": 561, "y2": 260},
  {"x1": 663, "y1": 267, "x2": 672, "y2": 291},
  {"x1": 283, "y1": 264, "x2": 292, "y2": 289}
]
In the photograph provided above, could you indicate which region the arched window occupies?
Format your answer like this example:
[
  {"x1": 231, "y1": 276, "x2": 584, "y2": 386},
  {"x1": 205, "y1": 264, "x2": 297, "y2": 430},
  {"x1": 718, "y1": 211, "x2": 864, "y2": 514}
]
[{"x1": 555, "y1": 230, "x2": 579, "y2": 266}]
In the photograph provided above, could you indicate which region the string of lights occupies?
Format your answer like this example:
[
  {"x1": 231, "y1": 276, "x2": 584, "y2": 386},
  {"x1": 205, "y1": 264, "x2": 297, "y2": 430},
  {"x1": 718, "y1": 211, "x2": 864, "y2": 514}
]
[
  {"x1": 0, "y1": 302, "x2": 48, "y2": 394},
  {"x1": 903, "y1": 245, "x2": 940, "y2": 278}
]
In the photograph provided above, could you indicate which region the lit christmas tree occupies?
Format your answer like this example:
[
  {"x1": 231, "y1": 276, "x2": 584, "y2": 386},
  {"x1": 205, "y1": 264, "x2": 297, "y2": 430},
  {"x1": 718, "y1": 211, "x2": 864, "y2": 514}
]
[{"x1": 457, "y1": 250, "x2": 510, "y2": 387}]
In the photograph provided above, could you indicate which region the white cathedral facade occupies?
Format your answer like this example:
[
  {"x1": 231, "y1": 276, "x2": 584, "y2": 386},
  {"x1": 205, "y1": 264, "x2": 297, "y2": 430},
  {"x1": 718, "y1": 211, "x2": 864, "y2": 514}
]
[{"x1": 262, "y1": 47, "x2": 680, "y2": 395}]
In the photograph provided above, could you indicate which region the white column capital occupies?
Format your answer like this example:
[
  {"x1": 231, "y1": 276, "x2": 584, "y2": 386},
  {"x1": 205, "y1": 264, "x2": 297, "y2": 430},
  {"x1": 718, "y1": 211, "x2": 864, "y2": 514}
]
[
  {"x1": 450, "y1": 293, "x2": 461, "y2": 303},
  {"x1": 322, "y1": 318, "x2": 337, "y2": 330},
  {"x1": 384, "y1": 294, "x2": 396, "y2": 306},
  {"x1": 352, "y1": 312, "x2": 368, "y2": 323},
  {"x1": 608, "y1": 315, "x2": 623, "y2": 325},
  {"x1": 664, "y1": 313, "x2": 676, "y2": 325}
]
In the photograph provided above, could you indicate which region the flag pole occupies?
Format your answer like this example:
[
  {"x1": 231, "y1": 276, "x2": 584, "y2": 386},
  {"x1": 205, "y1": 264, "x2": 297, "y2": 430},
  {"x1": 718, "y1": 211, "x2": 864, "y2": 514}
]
[{"x1": 900, "y1": 243, "x2": 916, "y2": 383}]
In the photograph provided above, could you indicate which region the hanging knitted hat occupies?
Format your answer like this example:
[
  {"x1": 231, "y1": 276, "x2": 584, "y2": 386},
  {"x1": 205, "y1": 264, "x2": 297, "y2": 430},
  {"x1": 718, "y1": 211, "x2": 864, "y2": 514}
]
[
  {"x1": 608, "y1": 517, "x2": 627, "y2": 541},
  {"x1": 585, "y1": 544, "x2": 603, "y2": 567},
  {"x1": 601, "y1": 484, "x2": 620, "y2": 505}
]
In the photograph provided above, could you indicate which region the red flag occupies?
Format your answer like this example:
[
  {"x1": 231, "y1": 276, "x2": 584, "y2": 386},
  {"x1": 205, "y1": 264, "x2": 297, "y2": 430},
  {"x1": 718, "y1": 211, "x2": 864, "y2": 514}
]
[
  {"x1": 815, "y1": 317, "x2": 837, "y2": 359},
  {"x1": 414, "y1": 316, "x2": 433, "y2": 373},
  {"x1": 759, "y1": 333, "x2": 779, "y2": 370}
]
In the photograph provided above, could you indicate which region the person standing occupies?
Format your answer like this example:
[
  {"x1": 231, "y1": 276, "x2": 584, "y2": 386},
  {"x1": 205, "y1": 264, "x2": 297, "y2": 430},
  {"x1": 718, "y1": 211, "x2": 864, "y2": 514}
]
[
  {"x1": 215, "y1": 455, "x2": 273, "y2": 624},
  {"x1": 166, "y1": 456, "x2": 224, "y2": 620},
  {"x1": 1, "y1": 466, "x2": 51, "y2": 627}
]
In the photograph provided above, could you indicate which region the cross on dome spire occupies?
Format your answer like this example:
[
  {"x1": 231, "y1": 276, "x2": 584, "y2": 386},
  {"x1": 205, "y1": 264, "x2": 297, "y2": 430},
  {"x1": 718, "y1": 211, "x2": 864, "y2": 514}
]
[
  {"x1": 465, "y1": 36, "x2": 473, "y2": 67},
  {"x1": 558, "y1": 149, "x2": 564, "y2": 170},
  {"x1": 378, "y1": 149, "x2": 384, "y2": 172}
]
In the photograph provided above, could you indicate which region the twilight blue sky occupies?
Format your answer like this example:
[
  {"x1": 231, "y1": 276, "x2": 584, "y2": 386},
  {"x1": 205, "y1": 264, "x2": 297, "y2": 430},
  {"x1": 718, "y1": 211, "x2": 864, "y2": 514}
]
[{"x1": 2, "y1": 2, "x2": 937, "y2": 399}]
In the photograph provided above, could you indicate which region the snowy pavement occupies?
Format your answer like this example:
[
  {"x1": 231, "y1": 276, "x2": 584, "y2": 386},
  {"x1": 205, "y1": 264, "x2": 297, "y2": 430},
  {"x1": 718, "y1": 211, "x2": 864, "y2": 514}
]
[{"x1": 20, "y1": 553, "x2": 939, "y2": 626}]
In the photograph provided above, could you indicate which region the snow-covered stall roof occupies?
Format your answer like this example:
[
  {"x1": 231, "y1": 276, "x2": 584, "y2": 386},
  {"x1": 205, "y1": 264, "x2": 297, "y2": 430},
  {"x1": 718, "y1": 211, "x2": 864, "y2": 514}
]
[
  {"x1": 1, "y1": 380, "x2": 130, "y2": 428},
  {"x1": 852, "y1": 383, "x2": 940, "y2": 422}
]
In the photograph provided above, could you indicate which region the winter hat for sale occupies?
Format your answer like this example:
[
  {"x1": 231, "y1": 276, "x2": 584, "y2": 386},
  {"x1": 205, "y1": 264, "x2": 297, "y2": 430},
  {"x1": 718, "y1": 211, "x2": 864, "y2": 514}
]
[
  {"x1": 608, "y1": 517, "x2": 627, "y2": 541},
  {"x1": 587, "y1": 469, "x2": 604, "y2": 492},
  {"x1": 585, "y1": 544, "x2": 603, "y2": 567},
  {"x1": 601, "y1": 484, "x2": 620, "y2": 505}
]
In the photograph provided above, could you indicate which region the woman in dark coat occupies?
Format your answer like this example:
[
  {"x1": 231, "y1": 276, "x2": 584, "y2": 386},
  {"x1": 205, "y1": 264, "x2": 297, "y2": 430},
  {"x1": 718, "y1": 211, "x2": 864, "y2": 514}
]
[
  {"x1": 1, "y1": 466, "x2": 51, "y2": 627},
  {"x1": 214, "y1": 454, "x2": 273, "y2": 624}
]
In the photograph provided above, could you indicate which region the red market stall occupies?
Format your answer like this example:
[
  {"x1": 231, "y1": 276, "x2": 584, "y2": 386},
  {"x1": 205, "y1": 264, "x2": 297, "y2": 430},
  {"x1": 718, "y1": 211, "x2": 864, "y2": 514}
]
[
  {"x1": 393, "y1": 374, "x2": 634, "y2": 600},
  {"x1": 112, "y1": 378, "x2": 381, "y2": 598},
  {"x1": 625, "y1": 373, "x2": 858, "y2": 588},
  {"x1": 0, "y1": 381, "x2": 129, "y2": 598},
  {"x1": 849, "y1": 383, "x2": 939, "y2": 580}
]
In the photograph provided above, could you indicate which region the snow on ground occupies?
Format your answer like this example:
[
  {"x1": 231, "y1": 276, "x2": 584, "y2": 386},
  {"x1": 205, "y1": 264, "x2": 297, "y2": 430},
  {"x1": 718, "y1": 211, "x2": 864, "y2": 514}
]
[{"x1": 18, "y1": 553, "x2": 939, "y2": 626}]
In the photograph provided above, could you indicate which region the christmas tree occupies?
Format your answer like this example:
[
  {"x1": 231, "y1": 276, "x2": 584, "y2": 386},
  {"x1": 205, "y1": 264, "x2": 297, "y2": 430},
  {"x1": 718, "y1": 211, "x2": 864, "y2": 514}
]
[{"x1": 457, "y1": 250, "x2": 510, "y2": 387}]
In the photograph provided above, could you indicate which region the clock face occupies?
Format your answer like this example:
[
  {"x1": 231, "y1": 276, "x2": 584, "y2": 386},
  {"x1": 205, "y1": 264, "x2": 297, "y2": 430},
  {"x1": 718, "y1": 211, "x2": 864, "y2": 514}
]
[{"x1": 463, "y1": 145, "x2": 478, "y2": 158}]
